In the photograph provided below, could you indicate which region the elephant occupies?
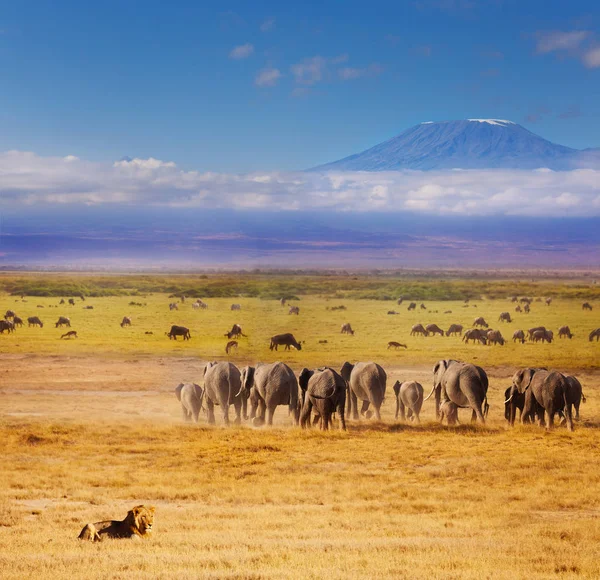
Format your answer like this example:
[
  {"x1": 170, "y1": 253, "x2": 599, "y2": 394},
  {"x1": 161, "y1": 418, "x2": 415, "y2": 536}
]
[
  {"x1": 392, "y1": 381, "x2": 423, "y2": 422},
  {"x1": 298, "y1": 367, "x2": 346, "y2": 431},
  {"x1": 239, "y1": 362, "x2": 299, "y2": 426},
  {"x1": 508, "y1": 368, "x2": 573, "y2": 431},
  {"x1": 425, "y1": 360, "x2": 489, "y2": 424},
  {"x1": 346, "y1": 362, "x2": 387, "y2": 421},
  {"x1": 175, "y1": 383, "x2": 204, "y2": 422},
  {"x1": 202, "y1": 362, "x2": 244, "y2": 425},
  {"x1": 562, "y1": 375, "x2": 585, "y2": 421},
  {"x1": 504, "y1": 386, "x2": 525, "y2": 423},
  {"x1": 439, "y1": 400, "x2": 459, "y2": 425}
]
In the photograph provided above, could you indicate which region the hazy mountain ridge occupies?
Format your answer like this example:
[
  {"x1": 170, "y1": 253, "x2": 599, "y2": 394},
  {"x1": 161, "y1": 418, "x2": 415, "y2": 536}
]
[{"x1": 313, "y1": 119, "x2": 592, "y2": 171}]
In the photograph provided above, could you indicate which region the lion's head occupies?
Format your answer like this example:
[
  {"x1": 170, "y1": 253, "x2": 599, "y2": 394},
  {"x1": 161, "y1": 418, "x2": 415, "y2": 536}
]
[{"x1": 126, "y1": 505, "x2": 155, "y2": 536}]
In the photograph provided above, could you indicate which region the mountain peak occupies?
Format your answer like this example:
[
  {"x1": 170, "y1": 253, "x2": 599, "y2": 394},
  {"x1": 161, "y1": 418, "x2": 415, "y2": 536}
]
[{"x1": 312, "y1": 119, "x2": 583, "y2": 172}]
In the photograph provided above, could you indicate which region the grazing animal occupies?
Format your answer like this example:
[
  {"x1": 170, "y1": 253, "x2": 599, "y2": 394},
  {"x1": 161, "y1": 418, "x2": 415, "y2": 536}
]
[
  {"x1": 445, "y1": 324, "x2": 463, "y2": 337},
  {"x1": 582, "y1": 302, "x2": 593, "y2": 311},
  {"x1": 78, "y1": 505, "x2": 155, "y2": 542},
  {"x1": 515, "y1": 305, "x2": 522, "y2": 313},
  {"x1": 5, "y1": 309, "x2": 16, "y2": 319},
  {"x1": 392, "y1": 380, "x2": 424, "y2": 422},
  {"x1": 589, "y1": 328, "x2": 600, "y2": 342},
  {"x1": 68, "y1": 298, "x2": 75, "y2": 306},
  {"x1": 425, "y1": 324, "x2": 444, "y2": 336},
  {"x1": 169, "y1": 302, "x2": 178, "y2": 311},
  {"x1": 387, "y1": 310, "x2": 398, "y2": 315},
  {"x1": 558, "y1": 325, "x2": 573, "y2": 339},
  {"x1": 462, "y1": 329, "x2": 487, "y2": 344},
  {"x1": 166, "y1": 325, "x2": 191, "y2": 340},
  {"x1": 225, "y1": 340, "x2": 238, "y2": 354},
  {"x1": 225, "y1": 324, "x2": 246, "y2": 339},
  {"x1": 318, "y1": 339, "x2": 328, "y2": 344},
  {"x1": 340, "y1": 323, "x2": 355, "y2": 335},
  {"x1": 407, "y1": 302, "x2": 416, "y2": 311},
  {"x1": 527, "y1": 326, "x2": 546, "y2": 340},
  {"x1": 473, "y1": 317, "x2": 489, "y2": 328},
  {"x1": 202, "y1": 361, "x2": 244, "y2": 425},
  {"x1": 532, "y1": 329, "x2": 553, "y2": 343},
  {"x1": 83, "y1": 305, "x2": 94, "y2": 310},
  {"x1": 61, "y1": 331, "x2": 78, "y2": 339},
  {"x1": 387, "y1": 341, "x2": 407, "y2": 350},
  {"x1": 55, "y1": 316, "x2": 71, "y2": 328},
  {"x1": 288, "y1": 306, "x2": 300, "y2": 315},
  {"x1": 420, "y1": 303, "x2": 427, "y2": 310},
  {"x1": 192, "y1": 302, "x2": 199, "y2": 310},
  {"x1": 524, "y1": 303, "x2": 530, "y2": 313},
  {"x1": 280, "y1": 298, "x2": 287, "y2": 307},
  {"x1": 12, "y1": 316, "x2": 23, "y2": 327},
  {"x1": 545, "y1": 297, "x2": 552, "y2": 306},
  {"x1": 397, "y1": 297, "x2": 403, "y2": 305},
  {"x1": 444, "y1": 310, "x2": 452, "y2": 314},
  {"x1": 487, "y1": 329, "x2": 505, "y2": 346},
  {"x1": 27, "y1": 316, "x2": 44, "y2": 328},
  {"x1": 512, "y1": 329, "x2": 526, "y2": 343},
  {"x1": 410, "y1": 324, "x2": 428, "y2": 336},
  {"x1": 59, "y1": 299, "x2": 65, "y2": 304},
  {"x1": 0, "y1": 320, "x2": 15, "y2": 333},
  {"x1": 510, "y1": 296, "x2": 518, "y2": 302},
  {"x1": 145, "y1": 331, "x2": 153, "y2": 335},
  {"x1": 269, "y1": 333, "x2": 302, "y2": 351},
  {"x1": 175, "y1": 383, "x2": 204, "y2": 422},
  {"x1": 498, "y1": 312, "x2": 512, "y2": 323},
  {"x1": 37, "y1": 305, "x2": 44, "y2": 308},
  {"x1": 120, "y1": 316, "x2": 132, "y2": 327},
  {"x1": 230, "y1": 303, "x2": 241, "y2": 311}
]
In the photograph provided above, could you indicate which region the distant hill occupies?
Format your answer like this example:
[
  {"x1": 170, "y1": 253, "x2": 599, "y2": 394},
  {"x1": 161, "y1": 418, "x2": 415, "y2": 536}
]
[{"x1": 312, "y1": 119, "x2": 593, "y2": 171}]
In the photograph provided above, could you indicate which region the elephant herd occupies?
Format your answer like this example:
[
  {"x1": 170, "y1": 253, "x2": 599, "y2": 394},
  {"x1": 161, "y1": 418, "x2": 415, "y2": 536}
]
[{"x1": 175, "y1": 357, "x2": 582, "y2": 432}]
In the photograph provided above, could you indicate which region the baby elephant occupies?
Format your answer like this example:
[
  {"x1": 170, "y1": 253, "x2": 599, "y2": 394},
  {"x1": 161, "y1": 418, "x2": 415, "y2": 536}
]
[
  {"x1": 392, "y1": 380, "x2": 424, "y2": 423},
  {"x1": 175, "y1": 383, "x2": 204, "y2": 423},
  {"x1": 439, "y1": 400, "x2": 459, "y2": 425}
]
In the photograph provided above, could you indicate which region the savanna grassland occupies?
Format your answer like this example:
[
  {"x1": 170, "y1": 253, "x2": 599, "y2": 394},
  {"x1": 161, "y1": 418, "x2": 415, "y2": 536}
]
[{"x1": 1, "y1": 272, "x2": 600, "y2": 579}]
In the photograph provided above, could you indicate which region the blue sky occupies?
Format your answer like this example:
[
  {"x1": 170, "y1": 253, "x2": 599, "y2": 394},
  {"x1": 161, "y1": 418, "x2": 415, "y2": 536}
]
[{"x1": 1, "y1": 0, "x2": 599, "y2": 172}]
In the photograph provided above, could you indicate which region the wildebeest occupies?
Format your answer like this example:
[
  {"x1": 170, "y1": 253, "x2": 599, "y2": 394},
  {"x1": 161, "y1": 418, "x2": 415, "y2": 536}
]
[
  {"x1": 269, "y1": 333, "x2": 302, "y2": 351},
  {"x1": 121, "y1": 316, "x2": 132, "y2": 327},
  {"x1": 558, "y1": 325, "x2": 573, "y2": 339},
  {"x1": 515, "y1": 305, "x2": 522, "y2": 313},
  {"x1": 0, "y1": 320, "x2": 15, "y2": 333},
  {"x1": 498, "y1": 312, "x2": 512, "y2": 323},
  {"x1": 169, "y1": 302, "x2": 178, "y2": 311},
  {"x1": 582, "y1": 302, "x2": 593, "y2": 311},
  {"x1": 387, "y1": 341, "x2": 407, "y2": 350},
  {"x1": 589, "y1": 328, "x2": 600, "y2": 342},
  {"x1": 425, "y1": 324, "x2": 444, "y2": 336},
  {"x1": 545, "y1": 297, "x2": 552, "y2": 306},
  {"x1": 524, "y1": 303, "x2": 531, "y2": 313},
  {"x1": 410, "y1": 324, "x2": 428, "y2": 336},
  {"x1": 12, "y1": 316, "x2": 23, "y2": 327},
  {"x1": 487, "y1": 329, "x2": 505, "y2": 345},
  {"x1": 512, "y1": 329, "x2": 525, "y2": 343},
  {"x1": 407, "y1": 302, "x2": 416, "y2": 311},
  {"x1": 166, "y1": 325, "x2": 191, "y2": 340},
  {"x1": 55, "y1": 316, "x2": 71, "y2": 328},
  {"x1": 473, "y1": 317, "x2": 489, "y2": 328},
  {"x1": 61, "y1": 331, "x2": 78, "y2": 339},
  {"x1": 225, "y1": 340, "x2": 238, "y2": 354},
  {"x1": 463, "y1": 329, "x2": 487, "y2": 344},
  {"x1": 288, "y1": 306, "x2": 300, "y2": 315},
  {"x1": 445, "y1": 324, "x2": 463, "y2": 337},
  {"x1": 83, "y1": 305, "x2": 94, "y2": 310},
  {"x1": 28, "y1": 316, "x2": 44, "y2": 328},
  {"x1": 59, "y1": 299, "x2": 65, "y2": 305},
  {"x1": 527, "y1": 326, "x2": 546, "y2": 340},
  {"x1": 225, "y1": 324, "x2": 246, "y2": 339},
  {"x1": 340, "y1": 323, "x2": 354, "y2": 335},
  {"x1": 532, "y1": 329, "x2": 553, "y2": 343},
  {"x1": 5, "y1": 310, "x2": 16, "y2": 319},
  {"x1": 387, "y1": 310, "x2": 398, "y2": 315},
  {"x1": 68, "y1": 298, "x2": 75, "y2": 306},
  {"x1": 231, "y1": 304, "x2": 241, "y2": 311},
  {"x1": 420, "y1": 303, "x2": 427, "y2": 310}
]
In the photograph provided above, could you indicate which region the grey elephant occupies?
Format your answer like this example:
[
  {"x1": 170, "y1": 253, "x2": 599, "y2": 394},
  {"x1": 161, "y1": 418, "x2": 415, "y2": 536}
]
[
  {"x1": 392, "y1": 380, "x2": 424, "y2": 422},
  {"x1": 425, "y1": 360, "x2": 489, "y2": 424},
  {"x1": 298, "y1": 367, "x2": 346, "y2": 430},
  {"x1": 239, "y1": 362, "x2": 299, "y2": 426},
  {"x1": 344, "y1": 362, "x2": 387, "y2": 420},
  {"x1": 562, "y1": 374, "x2": 585, "y2": 421},
  {"x1": 203, "y1": 361, "x2": 244, "y2": 425},
  {"x1": 439, "y1": 400, "x2": 459, "y2": 425},
  {"x1": 174, "y1": 383, "x2": 204, "y2": 423},
  {"x1": 508, "y1": 368, "x2": 573, "y2": 431}
]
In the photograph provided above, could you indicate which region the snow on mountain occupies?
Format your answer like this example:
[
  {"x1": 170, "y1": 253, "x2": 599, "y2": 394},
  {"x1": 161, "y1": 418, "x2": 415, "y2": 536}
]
[{"x1": 312, "y1": 119, "x2": 587, "y2": 171}]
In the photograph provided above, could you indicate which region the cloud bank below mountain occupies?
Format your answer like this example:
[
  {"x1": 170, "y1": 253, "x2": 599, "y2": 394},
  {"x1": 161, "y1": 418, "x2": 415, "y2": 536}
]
[{"x1": 2, "y1": 151, "x2": 600, "y2": 217}]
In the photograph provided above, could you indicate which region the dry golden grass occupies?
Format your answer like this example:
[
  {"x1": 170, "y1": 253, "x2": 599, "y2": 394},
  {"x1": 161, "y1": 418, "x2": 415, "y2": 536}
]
[{"x1": 1, "y1": 361, "x2": 600, "y2": 579}]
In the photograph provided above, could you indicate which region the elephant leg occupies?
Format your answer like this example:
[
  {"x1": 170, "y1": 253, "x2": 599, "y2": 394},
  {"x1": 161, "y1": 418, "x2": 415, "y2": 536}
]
[
  {"x1": 322, "y1": 413, "x2": 329, "y2": 431},
  {"x1": 337, "y1": 400, "x2": 346, "y2": 431},
  {"x1": 574, "y1": 402, "x2": 580, "y2": 421},
  {"x1": 471, "y1": 409, "x2": 477, "y2": 423},
  {"x1": 312, "y1": 413, "x2": 321, "y2": 426},
  {"x1": 563, "y1": 402, "x2": 574, "y2": 432},
  {"x1": 182, "y1": 405, "x2": 191, "y2": 422},
  {"x1": 221, "y1": 400, "x2": 230, "y2": 426},
  {"x1": 411, "y1": 408, "x2": 420, "y2": 424},
  {"x1": 399, "y1": 401, "x2": 406, "y2": 422},
  {"x1": 394, "y1": 397, "x2": 399, "y2": 420},
  {"x1": 350, "y1": 390, "x2": 359, "y2": 420},
  {"x1": 253, "y1": 400, "x2": 266, "y2": 427},
  {"x1": 206, "y1": 398, "x2": 215, "y2": 425},
  {"x1": 300, "y1": 400, "x2": 312, "y2": 429},
  {"x1": 346, "y1": 386, "x2": 352, "y2": 416},
  {"x1": 242, "y1": 396, "x2": 248, "y2": 421},
  {"x1": 233, "y1": 401, "x2": 242, "y2": 425},
  {"x1": 360, "y1": 400, "x2": 370, "y2": 417},
  {"x1": 266, "y1": 405, "x2": 276, "y2": 426}
]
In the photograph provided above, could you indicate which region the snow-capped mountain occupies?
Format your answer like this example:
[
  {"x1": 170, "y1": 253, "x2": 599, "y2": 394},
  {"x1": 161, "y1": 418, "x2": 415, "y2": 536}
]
[{"x1": 312, "y1": 119, "x2": 587, "y2": 171}]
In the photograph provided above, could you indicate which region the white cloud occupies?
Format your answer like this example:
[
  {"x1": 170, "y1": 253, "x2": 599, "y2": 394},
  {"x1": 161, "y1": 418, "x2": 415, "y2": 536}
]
[
  {"x1": 290, "y1": 56, "x2": 328, "y2": 85},
  {"x1": 260, "y1": 18, "x2": 275, "y2": 32},
  {"x1": 535, "y1": 30, "x2": 590, "y2": 53},
  {"x1": 2, "y1": 151, "x2": 600, "y2": 217},
  {"x1": 583, "y1": 47, "x2": 600, "y2": 68},
  {"x1": 254, "y1": 67, "x2": 281, "y2": 87},
  {"x1": 229, "y1": 43, "x2": 254, "y2": 59}
]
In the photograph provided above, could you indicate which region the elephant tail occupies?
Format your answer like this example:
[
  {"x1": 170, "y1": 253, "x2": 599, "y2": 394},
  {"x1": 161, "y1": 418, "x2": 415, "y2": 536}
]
[
  {"x1": 582, "y1": 392, "x2": 587, "y2": 403},
  {"x1": 483, "y1": 397, "x2": 489, "y2": 418}
]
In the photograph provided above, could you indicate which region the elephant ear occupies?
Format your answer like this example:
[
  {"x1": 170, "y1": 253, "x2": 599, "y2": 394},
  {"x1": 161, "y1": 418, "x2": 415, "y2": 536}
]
[
  {"x1": 393, "y1": 381, "x2": 401, "y2": 397},
  {"x1": 298, "y1": 368, "x2": 312, "y2": 391},
  {"x1": 175, "y1": 383, "x2": 184, "y2": 401},
  {"x1": 433, "y1": 360, "x2": 448, "y2": 384},
  {"x1": 243, "y1": 366, "x2": 255, "y2": 390},
  {"x1": 516, "y1": 368, "x2": 535, "y2": 392}
]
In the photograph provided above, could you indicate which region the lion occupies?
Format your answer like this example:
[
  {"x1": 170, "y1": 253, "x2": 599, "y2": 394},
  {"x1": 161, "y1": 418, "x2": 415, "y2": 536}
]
[{"x1": 78, "y1": 505, "x2": 155, "y2": 541}]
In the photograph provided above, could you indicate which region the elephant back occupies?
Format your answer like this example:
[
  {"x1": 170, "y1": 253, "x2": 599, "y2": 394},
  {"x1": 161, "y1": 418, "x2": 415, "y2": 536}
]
[{"x1": 308, "y1": 369, "x2": 343, "y2": 399}]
